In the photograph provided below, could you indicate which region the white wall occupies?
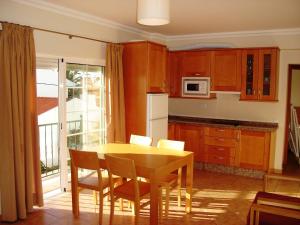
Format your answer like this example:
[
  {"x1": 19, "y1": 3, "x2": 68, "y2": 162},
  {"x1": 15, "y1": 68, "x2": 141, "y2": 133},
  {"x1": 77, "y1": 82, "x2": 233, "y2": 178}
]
[
  {"x1": 0, "y1": 0, "x2": 148, "y2": 60},
  {"x1": 291, "y1": 70, "x2": 300, "y2": 107},
  {"x1": 168, "y1": 33, "x2": 300, "y2": 171}
]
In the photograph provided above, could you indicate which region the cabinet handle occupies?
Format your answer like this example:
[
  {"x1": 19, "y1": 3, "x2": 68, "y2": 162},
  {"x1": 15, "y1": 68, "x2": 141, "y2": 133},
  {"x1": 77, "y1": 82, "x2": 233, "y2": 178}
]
[
  {"x1": 253, "y1": 90, "x2": 256, "y2": 95},
  {"x1": 217, "y1": 147, "x2": 225, "y2": 151},
  {"x1": 217, "y1": 129, "x2": 225, "y2": 132},
  {"x1": 214, "y1": 156, "x2": 224, "y2": 160},
  {"x1": 216, "y1": 138, "x2": 225, "y2": 142},
  {"x1": 258, "y1": 90, "x2": 261, "y2": 98}
]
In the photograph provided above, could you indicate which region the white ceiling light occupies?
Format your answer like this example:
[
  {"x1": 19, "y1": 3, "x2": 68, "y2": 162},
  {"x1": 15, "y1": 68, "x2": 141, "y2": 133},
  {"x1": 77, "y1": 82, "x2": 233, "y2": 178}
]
[{"x1": 137, "y1": 0, "x2": 170, "y2": 26}]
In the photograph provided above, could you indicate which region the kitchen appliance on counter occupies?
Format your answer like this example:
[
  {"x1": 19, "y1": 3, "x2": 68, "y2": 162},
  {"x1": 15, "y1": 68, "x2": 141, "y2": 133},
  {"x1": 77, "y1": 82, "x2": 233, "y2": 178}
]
[
  {"x1": 146, "y1": 93, "x2": 168, "y2": 146},
  {"x1": 182, "y1": 76, "x2": 210, "y2": 98}
]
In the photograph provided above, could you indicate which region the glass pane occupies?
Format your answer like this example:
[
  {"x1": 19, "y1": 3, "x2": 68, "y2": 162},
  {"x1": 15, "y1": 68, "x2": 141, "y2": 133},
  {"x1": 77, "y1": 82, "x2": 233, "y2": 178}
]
[
  {"x1": 36, "y1": 58, "x2": 60, "y2": 194},
  {"x1": 262, "y1": 54, "x2": 271, "y2": 96},
  {"x1": 246, "y1": 54, "x2": 254, "y2": 95},
  {"x1": 66, "y1": 63, "x2": 105, "y2": 180}
]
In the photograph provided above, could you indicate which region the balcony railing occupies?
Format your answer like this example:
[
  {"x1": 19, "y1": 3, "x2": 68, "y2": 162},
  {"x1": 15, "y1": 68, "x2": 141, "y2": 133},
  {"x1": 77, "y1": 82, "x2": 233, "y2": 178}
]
[{"x1": 39, "y1": 120, "x2": 81, "y2": 178}]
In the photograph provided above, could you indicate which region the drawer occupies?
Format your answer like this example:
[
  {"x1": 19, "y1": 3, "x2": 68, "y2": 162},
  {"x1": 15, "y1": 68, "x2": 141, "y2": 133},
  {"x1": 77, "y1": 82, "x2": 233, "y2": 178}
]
[
  {"x1": 204, "y1": 136, "x2": 237, "y2": 147},
  {"x1": 205, "y1": 145, "x2": 231, "y2": 158},
  {"x1": 204, "y1": 127, "x2": 238, "y2": 138},
  {"x1": 207, "y1": 154, "x2": 230, "y2": 165}
]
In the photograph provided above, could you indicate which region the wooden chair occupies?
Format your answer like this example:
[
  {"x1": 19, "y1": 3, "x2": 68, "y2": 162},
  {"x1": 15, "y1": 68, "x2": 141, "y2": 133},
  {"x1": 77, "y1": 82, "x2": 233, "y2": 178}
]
[
  {"x1": 69, "y1": 149, "x2": 119, "y2": 225},
  {"x1": 248, "y1": 191, "x2": 300, "y2": 225},
  {"x1": 105, "y1": 154, "x2": 161, "y2": 225},
  {"x1": 157, "y1": 139, "x2": 185, "y2": 217},
  {"x1": 130, "y1": 134, "x2": 152, "y2": 146}
]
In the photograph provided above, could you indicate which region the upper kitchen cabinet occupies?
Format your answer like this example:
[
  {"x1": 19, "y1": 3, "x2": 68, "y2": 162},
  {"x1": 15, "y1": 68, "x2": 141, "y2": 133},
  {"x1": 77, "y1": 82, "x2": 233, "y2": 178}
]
[
  {"x1": 211, "y1": 50, "x2": 242, "y2": 92},
  {"x1": 123, "y1": 41, "x2": 167, "y2": 94},
  {"x1": 168, "y1": 51, "x2": 181, "y2": 97},
  {"x1": 240, "y1": 48, "x2": 278, "y2": 101},
  {"x1": 179, "y1": 50, "x2": 212, "y2": 76}
]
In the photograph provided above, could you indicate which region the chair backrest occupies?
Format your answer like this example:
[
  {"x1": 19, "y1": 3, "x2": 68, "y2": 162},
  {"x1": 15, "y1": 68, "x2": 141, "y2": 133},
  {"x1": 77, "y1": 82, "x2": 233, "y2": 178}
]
[
  {"x1": 157, "y1": 139, "x2": 185, "y2": 151},
  {"x1": 105, "y1": 154, "x2": 137, "y2": 180},
  {"x1": 130, "y1": 134, "x2": 152, "y2": 146},
  {"x1": 69, "y1": 149, "x2": 100, "y2": 170}
]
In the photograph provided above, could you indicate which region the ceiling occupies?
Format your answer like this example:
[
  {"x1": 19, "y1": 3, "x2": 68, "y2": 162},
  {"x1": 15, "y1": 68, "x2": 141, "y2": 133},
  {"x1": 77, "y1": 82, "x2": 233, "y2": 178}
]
[{"x1": 45, "y1": 0, "x2": 300, "y2": 35}]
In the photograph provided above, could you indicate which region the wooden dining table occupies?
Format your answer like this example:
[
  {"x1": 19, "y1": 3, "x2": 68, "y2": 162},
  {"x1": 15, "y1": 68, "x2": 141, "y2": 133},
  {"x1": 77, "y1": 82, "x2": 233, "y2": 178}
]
[{"x1": 71, "y1": 143, "x2": 194, "y2": 225}]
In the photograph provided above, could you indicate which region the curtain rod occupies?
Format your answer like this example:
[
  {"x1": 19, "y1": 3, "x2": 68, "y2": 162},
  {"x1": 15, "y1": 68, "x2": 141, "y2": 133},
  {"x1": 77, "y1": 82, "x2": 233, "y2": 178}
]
[{"x1": 0, "y1": 21, "x2": 113, "y2": 44}]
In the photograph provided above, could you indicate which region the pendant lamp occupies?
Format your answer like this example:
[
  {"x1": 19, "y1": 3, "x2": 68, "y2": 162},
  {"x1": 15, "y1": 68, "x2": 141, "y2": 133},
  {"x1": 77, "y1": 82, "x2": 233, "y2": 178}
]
[{"x1": 137, "y1": 0, "x2": 170, "y2": 26}]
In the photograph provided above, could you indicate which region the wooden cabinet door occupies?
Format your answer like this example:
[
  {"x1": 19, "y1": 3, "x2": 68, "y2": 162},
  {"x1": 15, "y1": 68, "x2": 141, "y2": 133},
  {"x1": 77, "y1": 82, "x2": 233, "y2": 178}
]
[
  {"x1": 177, "y1": 124, "x2": 205, "y2": 162},
  {"x1": 179, "y1": 51, "x2": 212, "y2": 76},
  {"x1": 238, "y1": 130, "x2": 270, "y2": 171},
  {"x1": 211, "y1": 50, "x2": 242, "y2": 91},
  {"x1": 168, "y1": 123, "x2": 176, "y2": 140},
  {"x1": 258, "y1": 48, "x2": 278, "y2": 101},
  {"x1": 168, "y1": 52, "x2": 181, "y2": 97},
  {"x1": 240, "y1": 49, "x2": 259, "y2": 100},
  {"x1": 147, "y1": 43, "x2": 167, "y2": 93}
]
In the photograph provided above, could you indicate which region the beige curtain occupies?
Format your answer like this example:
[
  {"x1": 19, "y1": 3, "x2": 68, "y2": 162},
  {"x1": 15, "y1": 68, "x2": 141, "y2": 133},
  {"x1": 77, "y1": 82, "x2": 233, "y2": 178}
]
[
  {"x1": 0, "y1": 23, "x2": 43, "y2": 222},
  {"x1": 105, "y1": 43, "x2": 126, "y2": 143}
]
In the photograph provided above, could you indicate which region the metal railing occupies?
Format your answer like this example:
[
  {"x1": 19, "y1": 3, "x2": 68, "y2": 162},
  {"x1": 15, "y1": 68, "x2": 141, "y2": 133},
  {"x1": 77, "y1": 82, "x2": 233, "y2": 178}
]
[{"x1": 39, "y1": 120, "x2": 81, "y2": 178}]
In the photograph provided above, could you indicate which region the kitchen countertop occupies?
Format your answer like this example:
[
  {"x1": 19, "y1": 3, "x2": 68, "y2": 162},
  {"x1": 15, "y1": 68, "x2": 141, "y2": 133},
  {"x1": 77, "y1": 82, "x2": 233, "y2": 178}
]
[{"x1": 168, "y1": 115, "x2": 278, "y2": 132}]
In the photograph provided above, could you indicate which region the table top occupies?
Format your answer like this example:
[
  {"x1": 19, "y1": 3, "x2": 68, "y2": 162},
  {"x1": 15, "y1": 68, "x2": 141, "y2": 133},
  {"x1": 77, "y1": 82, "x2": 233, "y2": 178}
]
[{"x1": 92, "y1": 143, "x2": 193, "y2": 176}]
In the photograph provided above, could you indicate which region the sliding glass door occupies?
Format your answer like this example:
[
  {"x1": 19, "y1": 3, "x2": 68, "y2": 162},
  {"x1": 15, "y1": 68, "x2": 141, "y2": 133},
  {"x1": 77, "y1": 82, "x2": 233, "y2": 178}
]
[
  {"x1": 36, "y1": 58, "x2": 105, "y2": 194},
  {"x1": 59, "y1": 61, "x2": 106, "y2": 190}
]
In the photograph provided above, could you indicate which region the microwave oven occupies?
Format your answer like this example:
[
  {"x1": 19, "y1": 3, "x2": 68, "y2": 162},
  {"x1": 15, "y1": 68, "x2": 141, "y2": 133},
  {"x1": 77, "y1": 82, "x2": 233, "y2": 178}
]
[{"x1": 182, "y1": 77, "x2": 210, "y2": 98}]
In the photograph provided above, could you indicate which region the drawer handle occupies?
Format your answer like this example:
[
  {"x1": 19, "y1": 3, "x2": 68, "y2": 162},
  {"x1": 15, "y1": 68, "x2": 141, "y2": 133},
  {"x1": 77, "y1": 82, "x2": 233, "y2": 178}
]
[
  {"x1": 214, "y1": 156, "x2": 224, "y2": 160},
  {"x1": 217, "y1": 129, "x2": 225, "y2": 132},
  {"x1": 216, "y1": 148, "x2": 225, "y2": 151},
  {"x1": 216, "y1": 138, "x2": 225, "y2": 142}
]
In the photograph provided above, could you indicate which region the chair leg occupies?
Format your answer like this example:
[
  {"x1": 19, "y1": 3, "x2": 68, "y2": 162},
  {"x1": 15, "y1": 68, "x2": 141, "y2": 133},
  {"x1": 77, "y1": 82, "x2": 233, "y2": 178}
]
[
  {"x1": 159, "y1": 188, "x2": 163, "y2": 220},
  {"x1": 98, "y1": 191, "x2": 104, "y2": 225},
  {"x1": 131, "y1": 202, "x2": 135, "y2": 215},
  {"x1": 93, "y1": 191, "x2": 98, "y2": 205},
  {"x1": 165, "y1": 186, "x2": 170, "y2": 217},
  {"x1": 177, "y1": 185, "x2": 181, "y2": 207},
  {"x1": 119, "y1": 198, "x2": 124, "y2": 211},
  {"x1": 74, "y1": 190, "x2": 80, "y2": 217},
  {"x1": 128, "y1": 200, "x2": 132, "y2": 209},
  {"x1": 177, "y1": 168, "x2": 182, "y2": 207},
  {"x1": 109, "y1": 195, "x2": 115, "y2": 225},
  {"x1": 134, "y1": 202, "x2": 140, "y2": 225}
]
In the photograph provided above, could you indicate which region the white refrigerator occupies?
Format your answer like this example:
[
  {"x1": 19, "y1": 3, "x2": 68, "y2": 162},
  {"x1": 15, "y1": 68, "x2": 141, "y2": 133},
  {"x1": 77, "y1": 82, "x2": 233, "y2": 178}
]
[{"x1": 146, "y1": 93, "x2": 168, "y2": 146}]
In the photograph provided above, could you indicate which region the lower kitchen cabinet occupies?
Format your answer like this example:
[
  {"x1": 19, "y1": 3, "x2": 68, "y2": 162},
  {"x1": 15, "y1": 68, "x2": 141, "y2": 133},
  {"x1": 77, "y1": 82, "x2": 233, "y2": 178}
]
[
  {"x1": 176, "y1": 124, "x2": 205, "y2": 162},
  {"x1": 237, "y1": 130, "x2": 271, "y2": 171},
  {"x1": 168, "y1": 122, "x2": 176, "y2": 140},
  {"x1": 168, "y1": 122, "x2": 274, "y2": 172},
  {"x1": 204, "y1": 127, "x2": 239, "y2": 166}
]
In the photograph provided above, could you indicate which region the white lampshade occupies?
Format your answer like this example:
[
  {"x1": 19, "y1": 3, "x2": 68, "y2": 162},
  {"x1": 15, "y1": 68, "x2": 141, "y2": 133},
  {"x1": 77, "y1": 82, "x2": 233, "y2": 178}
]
[{"x1": 137, "y1": 0, "x2": 170, "y2": 26}]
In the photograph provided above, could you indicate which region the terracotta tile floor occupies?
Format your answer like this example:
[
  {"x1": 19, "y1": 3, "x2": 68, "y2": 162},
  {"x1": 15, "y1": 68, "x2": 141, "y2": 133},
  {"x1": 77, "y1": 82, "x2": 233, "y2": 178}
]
[{"x1": 2, "y1": 169, "x2": 300, "y2": 225}]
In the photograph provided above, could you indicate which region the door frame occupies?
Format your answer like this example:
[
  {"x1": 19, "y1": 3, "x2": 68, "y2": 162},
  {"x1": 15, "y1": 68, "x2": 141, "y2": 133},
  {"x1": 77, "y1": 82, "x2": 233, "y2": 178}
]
[{"x1": 283, "y1": 64, "x2": 300, "y2": 166}]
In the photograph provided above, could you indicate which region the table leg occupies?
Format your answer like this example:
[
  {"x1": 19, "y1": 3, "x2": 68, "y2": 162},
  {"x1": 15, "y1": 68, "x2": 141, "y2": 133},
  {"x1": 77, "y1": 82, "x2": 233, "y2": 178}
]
[
  {"x1": 185, "y1": 156, "x2": 194, "y2": 213},
  {"x1": 150, "y1": 177, "x2": 159, "y2": 225}
]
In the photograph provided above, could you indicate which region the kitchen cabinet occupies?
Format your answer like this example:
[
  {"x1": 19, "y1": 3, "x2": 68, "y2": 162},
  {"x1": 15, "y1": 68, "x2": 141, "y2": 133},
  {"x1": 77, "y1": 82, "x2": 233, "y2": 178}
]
[
  {"x1": 168, "y1": 122, "x2": 176, "y2": 140},
  {"x1": 238, "y1": 130, "x2": 271, "y2": 171},
  {"x1": 177, "y1": 124, "x2": 205, "y2": 162},
  {"x1": 240, "y1": 48, "x2": 278, "y2": 101},
  {"x1": 168, "y1": 51, "x2": 181, "y2": 97},
  {"x1": 168, "y1": 120, "x2": 274, "y2": 172},
  {"x1": 204, "y1": 127, "x2": 239, "y2": 166},
  {"x1": 148, "y1": 43, "x2": 168, "y2": 92},
  {"x1": 211, "y1": 49, "x2": 242, "y2": 92},
  {"x1": 123, "y1": 41, "x2": 167, "y2": 142},
  {"x1": 179, "y1": 50, "x2": 212, "y2": 77}
]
